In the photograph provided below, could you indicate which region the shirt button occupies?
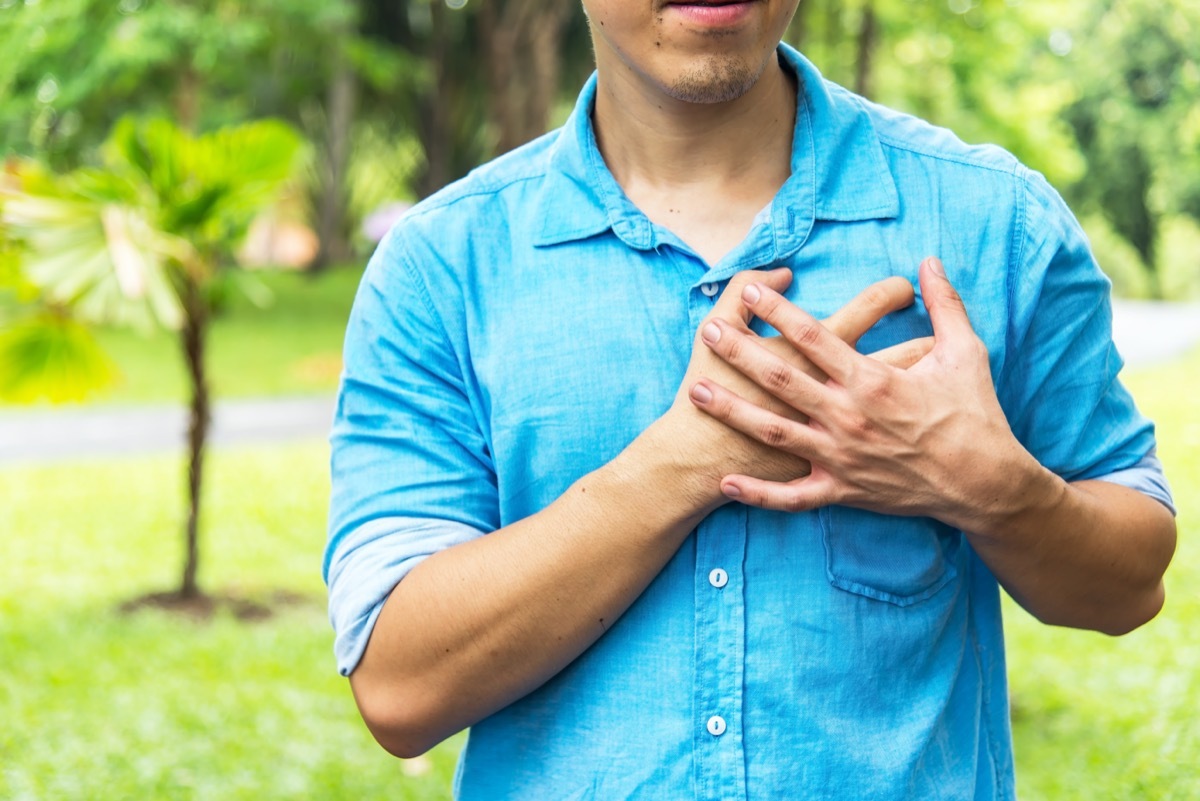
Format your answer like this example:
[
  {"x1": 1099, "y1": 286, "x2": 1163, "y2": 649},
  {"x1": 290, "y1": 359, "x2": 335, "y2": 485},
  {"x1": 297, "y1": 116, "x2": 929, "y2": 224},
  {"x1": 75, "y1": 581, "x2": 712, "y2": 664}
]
[
  {"x1": 708, "y1": 568, "x2": 728, "y2": 589},
  {"x1": 700, "y1": 282, "x2": 719, "y2": 297},
  {"x1": 707, "y1": 715, "x2": 727, "y2": 737}
]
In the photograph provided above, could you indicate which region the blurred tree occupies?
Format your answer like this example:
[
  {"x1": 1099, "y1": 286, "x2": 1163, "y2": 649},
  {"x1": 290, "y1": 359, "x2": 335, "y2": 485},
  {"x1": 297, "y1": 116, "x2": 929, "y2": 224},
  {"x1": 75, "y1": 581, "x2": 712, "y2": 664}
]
[
  {"x1": 478, "y1": 0, "x2": 575, "y2": 155},
  {"x1": 358, "y1": 0, "x2": 591, "y2": 198},
  {"x1": 0, "y1": 0, "x2": 362, "y2": 266},
  {"x1": 0, "y1": 172, "x2": 120, "y2": 404},
  {"x1": 358, "y1": 0, "x2": 488, "y2": 198},
  {"x1": 1, "y1": 118, "x2": 303, "y2": 601},
  {"x1": 785, "y1": 0, "x2": 1083, "y2": 187},
  {"x1": 1059, "y1": 0, "x2": 1200, "y2": 298}
]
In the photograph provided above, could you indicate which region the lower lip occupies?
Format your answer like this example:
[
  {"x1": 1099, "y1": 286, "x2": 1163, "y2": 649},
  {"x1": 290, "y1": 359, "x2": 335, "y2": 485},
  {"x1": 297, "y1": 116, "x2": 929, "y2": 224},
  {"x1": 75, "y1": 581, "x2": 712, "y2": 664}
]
[{"x1": 665, "y1": 2, "x2": 756, "y2": 27}]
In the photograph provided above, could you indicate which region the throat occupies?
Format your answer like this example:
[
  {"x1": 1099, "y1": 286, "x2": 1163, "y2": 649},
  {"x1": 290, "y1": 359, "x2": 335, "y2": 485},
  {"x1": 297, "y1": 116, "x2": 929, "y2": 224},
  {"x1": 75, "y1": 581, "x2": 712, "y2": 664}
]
[{"x1": 637, "y1": 193, "x2": 774, "y2": 267}]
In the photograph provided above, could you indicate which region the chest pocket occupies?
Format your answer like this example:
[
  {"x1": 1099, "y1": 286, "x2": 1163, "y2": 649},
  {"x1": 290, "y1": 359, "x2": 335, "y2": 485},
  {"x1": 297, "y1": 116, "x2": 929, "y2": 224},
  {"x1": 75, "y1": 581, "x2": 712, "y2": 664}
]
[{"x1": 819, "y1": 506, "x2": 961, "y2": 605}]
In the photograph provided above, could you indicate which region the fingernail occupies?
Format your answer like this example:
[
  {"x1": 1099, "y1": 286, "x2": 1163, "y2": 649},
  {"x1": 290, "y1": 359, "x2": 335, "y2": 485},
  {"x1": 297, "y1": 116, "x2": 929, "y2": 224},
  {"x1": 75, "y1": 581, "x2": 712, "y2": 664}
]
[
  {"x1": 924, "y1": 257, "x2": 945, "y2": 277},
  {"x1": 742, "y1": 283, "x2": 761, "y2": 304},
  {"x1": 722, "y1": 483, "x2": 741, "y2": 498},
  {"x1": 701, "y1": 322, "x2": 721, "y2": 343},
  {"x1": 690, "y1": 383, "x2": 713, "y2": 404}
]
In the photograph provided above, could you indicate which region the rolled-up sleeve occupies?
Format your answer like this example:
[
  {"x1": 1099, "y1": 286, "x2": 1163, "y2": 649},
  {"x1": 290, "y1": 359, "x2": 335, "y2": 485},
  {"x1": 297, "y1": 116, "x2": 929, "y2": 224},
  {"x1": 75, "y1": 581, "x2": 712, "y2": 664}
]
[
  {"x1": 324, "y1": 226, "x2": 498, "y2": 677},
  {"x1": 325, "y1": 516, "x2": 483, "y2": 676},
  {"x1": 1093, "y1": 452, "x2": 1176, "y2": 516}
]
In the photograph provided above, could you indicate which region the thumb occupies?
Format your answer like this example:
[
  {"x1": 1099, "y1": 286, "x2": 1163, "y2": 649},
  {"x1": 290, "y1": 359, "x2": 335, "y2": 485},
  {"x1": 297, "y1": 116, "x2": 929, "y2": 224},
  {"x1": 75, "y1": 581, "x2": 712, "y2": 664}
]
[
  {"x1": 711, "y1": 267, "x2": 793, "y2": 326},
  {"x1": 919, "y1": 257, "x2": 974, "y2": 343}
]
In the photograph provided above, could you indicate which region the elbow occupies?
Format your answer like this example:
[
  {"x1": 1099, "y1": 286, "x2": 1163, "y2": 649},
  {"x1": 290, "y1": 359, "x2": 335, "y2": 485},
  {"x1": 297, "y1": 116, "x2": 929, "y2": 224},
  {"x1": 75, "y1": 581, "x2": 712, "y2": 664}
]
[
  {"x1": 350, "y1": 675, "x2": 453, "y2": 759},
  {"x1": 365, "y1": 716, "x2": 442, "y2": 761},
  {"x1": 1096, "y1": 581, "x2": 1166, "y2": 637},
  {"x1": 1033, "y1": 580, "x2": 1167, "y2": 637}
]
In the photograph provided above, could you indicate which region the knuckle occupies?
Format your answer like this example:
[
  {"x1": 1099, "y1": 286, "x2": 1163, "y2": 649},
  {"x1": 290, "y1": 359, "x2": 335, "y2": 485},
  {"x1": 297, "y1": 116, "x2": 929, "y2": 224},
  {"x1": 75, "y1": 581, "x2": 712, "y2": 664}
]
[
  {"x1": 789, "y1": 321, "x2": 823, "y2": 349},
  {"x1": 783, "y1": 494, "x2": 811, "y2": 513},
  {"x1": 842, "y1": 410, "x2": 872, "y2": 438},
  {"x1": 759, "y1": 421, "x2": 790, "y2": 448},
  {"x1": 723, "y1": 336, "x2": 743, "y2": 362},
  {"x1": 857, "y1": 366, "x2": 892, "y2": 402},
  {"x1": 935, "y1": 291, "x2": 967, "y2": 314},
  {"x1": 859, "y1": 284, "x2": 892, "y2": 314},
  {"x1": 762, "y1": 362, "x2": 792, "y2": 392}
]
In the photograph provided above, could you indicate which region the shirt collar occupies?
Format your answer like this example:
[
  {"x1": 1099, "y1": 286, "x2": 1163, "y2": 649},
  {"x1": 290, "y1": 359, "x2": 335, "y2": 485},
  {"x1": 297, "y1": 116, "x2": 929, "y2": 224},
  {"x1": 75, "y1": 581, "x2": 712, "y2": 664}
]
[{"x1": 533, "y1": 43, "x2": 899, "y2": 251}]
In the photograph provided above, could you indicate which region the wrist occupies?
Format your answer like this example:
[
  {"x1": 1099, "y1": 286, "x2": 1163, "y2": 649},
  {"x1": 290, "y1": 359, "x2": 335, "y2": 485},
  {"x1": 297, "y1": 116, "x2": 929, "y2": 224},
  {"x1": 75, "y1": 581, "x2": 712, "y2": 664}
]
[
  {"x1": 954, "y1": 442, "x2": 1067, "y2": 539},
  {"x1": 616, "y1": 412, "x2": 729, "y2": 520}
]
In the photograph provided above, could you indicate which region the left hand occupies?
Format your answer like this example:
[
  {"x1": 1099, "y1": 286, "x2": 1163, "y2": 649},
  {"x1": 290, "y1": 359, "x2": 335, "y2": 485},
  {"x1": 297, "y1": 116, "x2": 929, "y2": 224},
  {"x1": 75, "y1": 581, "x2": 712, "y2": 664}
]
[{"x1": 688, "y1": 257, "x2": 1042, "y2": 532}]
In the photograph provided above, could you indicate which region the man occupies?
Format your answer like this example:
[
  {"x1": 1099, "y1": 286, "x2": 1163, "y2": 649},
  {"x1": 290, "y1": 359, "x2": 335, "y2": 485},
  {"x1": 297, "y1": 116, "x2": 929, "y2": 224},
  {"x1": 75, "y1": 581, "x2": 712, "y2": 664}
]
[{"x1": 325, "y1": 1, "x2": 1177, "y2": 798}]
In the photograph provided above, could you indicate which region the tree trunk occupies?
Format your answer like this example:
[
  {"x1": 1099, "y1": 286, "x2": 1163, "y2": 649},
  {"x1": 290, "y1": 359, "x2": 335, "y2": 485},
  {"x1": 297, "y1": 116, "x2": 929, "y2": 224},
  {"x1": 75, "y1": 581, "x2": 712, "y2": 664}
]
[
  {"x1": 179, "y1": 280, "x2": 210, "y2": 599},
  {"x1": 853, "y1": 0, "x2": 878, "y2": 99},
  {"x1": 175, "y1": 63, "x2": 201, "y2": 132},
  {"x1": 416, "y1": 0, "x2": 452, "y2": 198},
  {"x1": 482, "y1": 0, "x2": 571, "y2": 156},
  {"x1": 313, "y1": 47, "x2": 359, "y2": 272}
]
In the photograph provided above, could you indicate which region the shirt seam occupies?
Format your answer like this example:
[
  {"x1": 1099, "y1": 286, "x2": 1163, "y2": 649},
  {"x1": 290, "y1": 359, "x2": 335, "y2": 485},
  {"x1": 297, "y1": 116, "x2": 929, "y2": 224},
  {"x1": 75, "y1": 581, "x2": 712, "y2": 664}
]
[
  {"x1": 1000, "y1": 166, "x2": 1030, "y2": 393},
  {"x1": 875, "y1": 134, "x2": 1020, "y2": 176},
  {"x1": 404, "y1": 170, "x2": 551, "y2": 222}
]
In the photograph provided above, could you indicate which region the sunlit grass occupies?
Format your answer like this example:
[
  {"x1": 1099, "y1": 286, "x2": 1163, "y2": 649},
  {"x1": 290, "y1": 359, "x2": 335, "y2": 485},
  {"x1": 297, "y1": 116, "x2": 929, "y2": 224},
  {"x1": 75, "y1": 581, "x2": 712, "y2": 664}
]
[{"x1": 0, "y1": 442, "x2": 460, "y2": 801}]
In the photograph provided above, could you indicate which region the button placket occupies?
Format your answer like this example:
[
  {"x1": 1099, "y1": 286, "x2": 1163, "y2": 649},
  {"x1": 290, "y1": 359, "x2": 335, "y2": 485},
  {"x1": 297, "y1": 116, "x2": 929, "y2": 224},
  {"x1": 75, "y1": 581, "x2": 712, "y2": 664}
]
[{"x1": 692, "y1": 507, "x2": 749, "y2": 800}]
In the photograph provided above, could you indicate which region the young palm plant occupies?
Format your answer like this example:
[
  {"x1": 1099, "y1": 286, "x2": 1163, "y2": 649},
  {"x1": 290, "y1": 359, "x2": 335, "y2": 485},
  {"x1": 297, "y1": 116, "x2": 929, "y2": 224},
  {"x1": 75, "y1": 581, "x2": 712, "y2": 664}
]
[{"x1": 1, "y1": 117, "x2": 303, "y2": 601}]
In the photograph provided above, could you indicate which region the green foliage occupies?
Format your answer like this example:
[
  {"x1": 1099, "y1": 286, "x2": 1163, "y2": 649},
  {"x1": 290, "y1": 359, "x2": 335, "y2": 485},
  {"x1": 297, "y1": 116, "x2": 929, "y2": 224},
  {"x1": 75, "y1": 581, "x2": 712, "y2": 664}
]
[
  {"x1": 3, "y1": 159, "x2": 187, "y2": 331},
  {"x1": 0, "y1": 0, "x2": 350, "y2": 166},
  {"x1": 2, "y1": 116, "x2": 303, "y2": 334},
  {"x1": 0, "y1": 312, "x2": 118, "y2": 403},
  {"x1": 1058, "y1": 0, "x2": 1200, "y2": 297},
  {"x1": 785, "y1": 0, "x2": 1200, "y2": 298}
]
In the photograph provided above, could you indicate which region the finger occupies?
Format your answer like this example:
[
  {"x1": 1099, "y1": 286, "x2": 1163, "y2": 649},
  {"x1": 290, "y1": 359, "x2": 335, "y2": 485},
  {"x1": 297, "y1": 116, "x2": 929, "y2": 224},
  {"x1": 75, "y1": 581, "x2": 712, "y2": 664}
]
[
  {"x1": 700, "y1": 320, "x2": 830, "y2": 415},
  {"x1": 739, "y1": 283, "x2": 863, "y2": 385},
  {"x1": 822, "y1": 276, "x2": 915, "y2": 347},
  {"x1": 689, "y1": 377, "x2": 830, "y2": 458},
  {"x1": 868, "y1": 336, "x2": 935, "y2": 370},
  {"x1": 919, "y1": 257, "x2": 975, "y2": 343},
  {"x1": 709, "y1": 268, "x2": 793, "y2": 327},
  {"x1": 720, "y1": 473, "x2": 840, "y2": 513}
]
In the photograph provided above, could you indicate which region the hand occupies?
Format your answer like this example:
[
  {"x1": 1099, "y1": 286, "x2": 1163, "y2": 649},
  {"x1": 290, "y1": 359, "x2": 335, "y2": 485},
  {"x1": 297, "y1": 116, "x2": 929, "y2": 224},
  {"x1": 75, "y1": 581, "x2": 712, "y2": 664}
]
[
  {"x1": 657, "y1": 267, "x2": 934, "y2": 509},
  {"x1": 688, "y1": 257, "x2": 1041, "y2": 530}
]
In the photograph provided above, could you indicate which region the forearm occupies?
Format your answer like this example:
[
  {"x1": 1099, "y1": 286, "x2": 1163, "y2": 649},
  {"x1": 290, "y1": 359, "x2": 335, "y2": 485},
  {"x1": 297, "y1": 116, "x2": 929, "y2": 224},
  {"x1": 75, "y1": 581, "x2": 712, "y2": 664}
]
[
  {"x1": 963, "y1": 460, "x2": 1176, "y2": 636},
  {"x1": 348, "y1": 416, "x2": 719, "y2": 758}
]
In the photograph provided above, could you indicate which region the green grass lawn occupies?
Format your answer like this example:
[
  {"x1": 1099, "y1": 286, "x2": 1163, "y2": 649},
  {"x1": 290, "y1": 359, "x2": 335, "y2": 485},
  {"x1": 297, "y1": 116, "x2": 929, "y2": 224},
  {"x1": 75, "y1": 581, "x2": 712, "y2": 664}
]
[
  {"x1": 1, "y1": 348, "x2": 1196, "y2": 799},
  {"x1": 0, "y1": 443, "x2": 462, "y2": 800},
  {"x1": 4, "y1": 266, "x2": 364, "y2": 409}
]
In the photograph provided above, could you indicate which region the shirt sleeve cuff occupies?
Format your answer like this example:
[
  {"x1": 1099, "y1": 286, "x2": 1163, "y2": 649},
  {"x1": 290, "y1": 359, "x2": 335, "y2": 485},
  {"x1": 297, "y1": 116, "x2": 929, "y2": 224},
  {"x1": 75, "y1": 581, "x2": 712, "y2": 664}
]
[
  {"x1": 326, "y1": 516, "x2": 485, "y2": 676},
  {"x1": 1090, "y1": 451, "x2": 1176, "y2": 517}
]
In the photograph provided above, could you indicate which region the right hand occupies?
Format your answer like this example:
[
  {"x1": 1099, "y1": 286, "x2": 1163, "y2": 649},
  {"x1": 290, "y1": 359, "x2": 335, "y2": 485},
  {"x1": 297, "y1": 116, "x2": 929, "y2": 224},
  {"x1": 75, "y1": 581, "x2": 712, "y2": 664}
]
[{"x1": 655, "y1": 268, "x2": 933, "y2": 509}]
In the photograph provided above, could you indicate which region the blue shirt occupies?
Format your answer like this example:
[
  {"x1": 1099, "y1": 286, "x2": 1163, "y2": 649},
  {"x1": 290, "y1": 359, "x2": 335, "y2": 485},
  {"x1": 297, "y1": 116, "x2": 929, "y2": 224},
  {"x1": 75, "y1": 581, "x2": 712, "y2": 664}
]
[{"x1": 326, "y1": 45, "x2": 1171, "y2": 800}]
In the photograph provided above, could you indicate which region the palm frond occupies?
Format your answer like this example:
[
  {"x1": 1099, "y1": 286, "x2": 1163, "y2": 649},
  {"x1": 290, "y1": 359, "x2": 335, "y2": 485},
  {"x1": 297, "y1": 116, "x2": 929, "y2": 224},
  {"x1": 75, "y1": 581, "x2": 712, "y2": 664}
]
[{"x1": 0, "y1": 313, "x2": 119, "y2": 403}]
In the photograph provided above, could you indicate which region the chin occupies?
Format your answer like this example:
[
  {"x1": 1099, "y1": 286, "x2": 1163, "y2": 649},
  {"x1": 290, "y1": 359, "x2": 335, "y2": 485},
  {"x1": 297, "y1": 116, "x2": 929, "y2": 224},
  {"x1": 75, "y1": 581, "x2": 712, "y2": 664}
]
[{"x1": 665, "y1": 55, "x2": 761, "y2": 103}]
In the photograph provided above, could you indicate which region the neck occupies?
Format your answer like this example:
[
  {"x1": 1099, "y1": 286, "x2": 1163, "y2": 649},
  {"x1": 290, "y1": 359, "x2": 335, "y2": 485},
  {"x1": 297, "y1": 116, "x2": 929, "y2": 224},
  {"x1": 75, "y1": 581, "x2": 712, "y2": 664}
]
[{"x1": 592, "y1": 52, "x2": 796, "y2": 192}]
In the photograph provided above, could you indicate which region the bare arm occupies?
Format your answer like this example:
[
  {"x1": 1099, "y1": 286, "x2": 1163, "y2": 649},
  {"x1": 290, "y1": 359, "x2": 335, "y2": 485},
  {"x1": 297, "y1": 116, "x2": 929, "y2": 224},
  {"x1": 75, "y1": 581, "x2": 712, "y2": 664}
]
[
  {"x1": 347, "y1": 270, "x2": 931, "y2": 757},
  {"x1": 688, "y1": 257, "x2": 1176, "y2": 636}
]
